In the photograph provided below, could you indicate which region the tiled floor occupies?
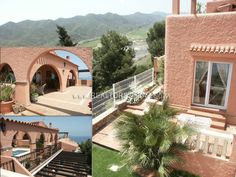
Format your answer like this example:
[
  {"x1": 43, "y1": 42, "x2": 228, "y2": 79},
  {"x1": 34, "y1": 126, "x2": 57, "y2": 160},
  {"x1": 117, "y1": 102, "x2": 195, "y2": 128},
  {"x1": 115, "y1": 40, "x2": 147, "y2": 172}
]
[{"x1": 93, "y1": 116, "x2": 122, "y2": 151}]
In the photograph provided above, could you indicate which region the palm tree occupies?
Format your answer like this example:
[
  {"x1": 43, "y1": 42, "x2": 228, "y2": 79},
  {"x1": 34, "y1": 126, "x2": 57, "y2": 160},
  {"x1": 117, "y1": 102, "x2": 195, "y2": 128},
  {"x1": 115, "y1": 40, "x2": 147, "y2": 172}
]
[{"x1": 115, "y1": 104, "x2": 194, "y2": 177}]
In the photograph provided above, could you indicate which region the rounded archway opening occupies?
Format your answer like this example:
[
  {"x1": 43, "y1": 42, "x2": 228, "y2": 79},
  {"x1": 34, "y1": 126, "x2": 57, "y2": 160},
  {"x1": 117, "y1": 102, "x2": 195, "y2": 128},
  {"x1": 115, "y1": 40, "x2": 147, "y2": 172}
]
[
  {"x1": 12, "y1": 132, "x2": 19, "y2": 147},
  {"x1": 0, "y1": 64, "x2": 16, "y2": 83},
  {"x1": 50, "y1": 133, "x2": 53, "y2": 142},
  {"x1": 67, "y1": 70, "x2": 76, "y2": 87},
  {"x1": 31, "y1": 65, "x2": 61, "y2": 95},
  {"x1": 22, "y1": 133, "x2": 31, "y2": 148},
  {"x1": 54, "y1": 134, "x2": 58, "y2": 144}
]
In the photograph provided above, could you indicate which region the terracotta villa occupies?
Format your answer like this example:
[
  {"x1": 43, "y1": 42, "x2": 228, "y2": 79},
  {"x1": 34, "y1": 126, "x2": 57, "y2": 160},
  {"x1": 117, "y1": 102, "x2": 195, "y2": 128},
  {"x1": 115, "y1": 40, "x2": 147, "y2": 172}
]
[
  {"x1": 0, "y1": 47, "x2": 92, "y2": 115},
  {"x1": 165, "y1": 0, "x2": 236, "y2": 127},
  {"x1": 0, "y1": 117, "x2": 90, "y2": 177}
]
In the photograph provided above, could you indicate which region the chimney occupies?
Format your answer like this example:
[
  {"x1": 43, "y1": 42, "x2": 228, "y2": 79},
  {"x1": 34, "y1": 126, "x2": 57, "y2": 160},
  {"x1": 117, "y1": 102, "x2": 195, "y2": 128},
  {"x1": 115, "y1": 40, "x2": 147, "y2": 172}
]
[
  {"x1": 191, "y1": 0, "x2": 197, "y2": 14},
  {"x1": 66, "y1": 56, "x2": 70, "y2": 60},
  {"x1": 172, "y1": 0, "x2": 180, "y2": 14}
]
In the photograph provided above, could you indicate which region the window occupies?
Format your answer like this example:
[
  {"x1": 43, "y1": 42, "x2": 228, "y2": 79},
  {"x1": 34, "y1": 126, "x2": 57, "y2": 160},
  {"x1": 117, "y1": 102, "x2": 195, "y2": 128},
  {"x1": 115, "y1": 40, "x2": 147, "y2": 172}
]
[{"x1": 193, "y1": 61, "x2": 232, "y2": 109}]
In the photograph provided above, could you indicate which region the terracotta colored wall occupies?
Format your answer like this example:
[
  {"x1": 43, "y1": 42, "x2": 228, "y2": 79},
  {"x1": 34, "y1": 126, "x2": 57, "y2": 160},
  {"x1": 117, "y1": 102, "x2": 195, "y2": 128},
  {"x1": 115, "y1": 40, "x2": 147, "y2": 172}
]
[
  {"x1": 60, "y1": 141, "x2": 77, "y2": 152},
  {"x1": 0, "y1": 47, "x2": 92, "y2": 106},
  {"x1": 174, "y1": 151, "x2": 236, "y2": 177},
  {"x1": 78, "y1": 79, "x2": 92, "y2": 87},
  {"x1": 165, "y1": 12, "x2": 236, "y2": 123},
  {"x1": 0, "y1": 121, "x2": 58, "y2": 156},
  {"x1": 1, "y1": 156, "x2": 33, "y2": 176}
]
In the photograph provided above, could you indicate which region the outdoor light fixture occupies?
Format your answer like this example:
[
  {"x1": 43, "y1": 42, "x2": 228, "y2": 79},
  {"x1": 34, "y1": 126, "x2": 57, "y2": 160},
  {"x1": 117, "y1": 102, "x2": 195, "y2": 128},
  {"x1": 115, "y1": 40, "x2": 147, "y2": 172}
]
[
  {"x1": 62, "y1": 69, "x2": 65, "y2": 75},
  {"x1": 64, "y1": 62, "x2": 66, "y2": 68}
]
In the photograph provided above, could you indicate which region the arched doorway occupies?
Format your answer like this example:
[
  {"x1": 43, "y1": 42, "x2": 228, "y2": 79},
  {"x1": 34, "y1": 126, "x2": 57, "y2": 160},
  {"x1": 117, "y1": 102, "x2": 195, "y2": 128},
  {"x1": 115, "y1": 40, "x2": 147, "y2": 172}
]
[
  {"x1": 22, "y1": 133, "x2": 31, "y2": 148},
  {"x1": 31, "y1": 65, "x2": 60, "y2": 94},
  {"x1": 0, "y1": 64, "x2": 16, "y2": 83},
  {"x1": 67, "y1": 70, "x2": 76, "y2": 87},
  {"x1": 36, "y1": 133, "x2": 45, "y2": 149},
  {"x1": 54, "y1": 134, "x2": 58, "y2": 144},
  {"x1": 50, "y1": 133, "x2": 53, "y2": 142},
  {"x1": 12, "y1": 132, "x2": 19, "y2": 147}
]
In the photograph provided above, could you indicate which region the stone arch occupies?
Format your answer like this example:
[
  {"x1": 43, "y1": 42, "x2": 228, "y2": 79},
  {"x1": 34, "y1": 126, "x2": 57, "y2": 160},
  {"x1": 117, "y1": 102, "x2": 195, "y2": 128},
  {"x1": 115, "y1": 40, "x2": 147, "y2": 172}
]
[
  {"x1": 0, "y1": 63, "x2": 16, "y2": 83},
  {"x1": 21, "y1": 133, "x2": 31, "y2": 148},
  {"x1": 23, "y1": 133, "x2": 31, "y2": 141},
  {"x1": 50, "y1": 133, "x2": 54, "y2": 142},
  {"x1": 31, "y1": 64, "x2": 62, "y2": 93},
  {"x1": 27, "y1": 48, "x2": 91, "y2": 80},
  {"x1": 54, "y1": 134, "x2": 58, "y2": 144},
  {"x1": 12, "y1": 131, "x2": 19, "y2": 147},
  {"x1": 67, "y1": 69, "x2": 77, "y2": 87}
]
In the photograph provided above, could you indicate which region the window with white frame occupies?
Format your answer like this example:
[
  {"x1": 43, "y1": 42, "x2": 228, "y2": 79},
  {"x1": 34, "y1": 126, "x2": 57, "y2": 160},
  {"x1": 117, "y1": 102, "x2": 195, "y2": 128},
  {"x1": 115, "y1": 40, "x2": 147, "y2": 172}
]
[{"x1": 193, "y1": 61, "x2": 232, "y2": 109}]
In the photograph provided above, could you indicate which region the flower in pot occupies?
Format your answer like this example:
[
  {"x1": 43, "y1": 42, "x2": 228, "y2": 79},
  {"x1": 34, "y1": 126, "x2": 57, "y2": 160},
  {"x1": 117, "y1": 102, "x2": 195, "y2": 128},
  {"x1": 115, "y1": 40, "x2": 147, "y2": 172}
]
[
  {"x1": 0, "y1": 84, "x2": 14, "y2": 113},
  {"x1": 30, "y1": 83, "x2": 39, "y2": 103}
]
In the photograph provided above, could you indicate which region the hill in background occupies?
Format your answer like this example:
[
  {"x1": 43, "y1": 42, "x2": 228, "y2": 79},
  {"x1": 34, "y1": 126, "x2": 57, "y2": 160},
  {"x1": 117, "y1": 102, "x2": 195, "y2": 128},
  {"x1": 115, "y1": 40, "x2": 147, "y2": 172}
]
[{"x1": 0, "y1": 12, "x2": 167, "y2": 47}]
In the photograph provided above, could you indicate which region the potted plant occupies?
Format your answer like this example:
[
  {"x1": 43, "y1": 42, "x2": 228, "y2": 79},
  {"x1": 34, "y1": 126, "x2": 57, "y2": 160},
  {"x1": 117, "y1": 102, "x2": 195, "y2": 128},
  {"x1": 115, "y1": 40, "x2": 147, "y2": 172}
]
[
  {"x1": 0, "y1": 84, "x2": 14, "y2": 114},
  {"x1": 30, "y1": 83, "x2": 39, "y2": 103},
  {"x1": 115, "y1": 104, "x2": 194, "y2": 177}
]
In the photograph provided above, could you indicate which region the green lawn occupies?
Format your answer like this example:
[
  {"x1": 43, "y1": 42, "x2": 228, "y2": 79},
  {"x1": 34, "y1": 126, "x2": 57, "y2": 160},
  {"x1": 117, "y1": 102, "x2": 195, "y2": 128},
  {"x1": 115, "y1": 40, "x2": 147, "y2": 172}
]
[
  {"x1": 126, "y1": 26, "x2": 149, "y2": 40},
  {"x1": 93, "y1": 144, "x2": 140, "y2": 177}
]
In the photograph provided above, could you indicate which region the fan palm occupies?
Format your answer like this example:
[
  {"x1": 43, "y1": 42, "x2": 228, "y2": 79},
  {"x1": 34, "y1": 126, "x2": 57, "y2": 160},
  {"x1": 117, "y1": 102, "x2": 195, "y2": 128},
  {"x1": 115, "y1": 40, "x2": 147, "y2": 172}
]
[{"x1": 115, "y1": 104, "x2": 194, "y2": 177}]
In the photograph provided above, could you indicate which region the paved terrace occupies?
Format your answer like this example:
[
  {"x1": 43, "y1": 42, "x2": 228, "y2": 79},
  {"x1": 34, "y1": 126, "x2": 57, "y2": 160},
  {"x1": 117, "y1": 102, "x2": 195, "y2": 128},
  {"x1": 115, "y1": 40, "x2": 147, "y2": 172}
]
[{"x1": 19, "y1": 86, "x2": 91, "y2": 116}]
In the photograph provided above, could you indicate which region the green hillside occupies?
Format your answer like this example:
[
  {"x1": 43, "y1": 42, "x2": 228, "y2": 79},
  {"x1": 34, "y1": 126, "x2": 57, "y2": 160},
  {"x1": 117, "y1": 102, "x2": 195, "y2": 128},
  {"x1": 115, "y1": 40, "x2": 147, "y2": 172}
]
[{"x1": 0, "y1": 12, "x2": 166, "y2": 47}]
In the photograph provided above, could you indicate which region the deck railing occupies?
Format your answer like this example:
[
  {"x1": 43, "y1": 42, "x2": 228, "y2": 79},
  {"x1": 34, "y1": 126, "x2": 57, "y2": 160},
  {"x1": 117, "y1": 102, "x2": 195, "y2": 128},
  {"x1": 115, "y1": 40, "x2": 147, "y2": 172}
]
[
  {"x1": 93, "y1": 68, "x2": 154, "y2": 118},
  {"x1": 15, "y1": 142, "x2": 62, "y2": 171},
  {"x1": 0, "y1": 159, "x2": 15, "y2": 172},
  {"x1": 183, "y1": 128, "x2": 233, "y2": 160}
]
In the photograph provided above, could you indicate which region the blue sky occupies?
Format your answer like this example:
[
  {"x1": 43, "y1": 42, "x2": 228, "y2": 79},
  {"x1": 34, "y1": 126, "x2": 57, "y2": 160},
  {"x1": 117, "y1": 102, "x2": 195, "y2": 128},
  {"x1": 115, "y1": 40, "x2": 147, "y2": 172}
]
[
  {"x1": 0, "y1": 0, "x2": 207, "y2": 25},
  {"x1": 6, "y1": 116, "x2": 92, "y2": 137},
  {"x1": 55, "y1": 50, "x2": 92, "y2": 80}
]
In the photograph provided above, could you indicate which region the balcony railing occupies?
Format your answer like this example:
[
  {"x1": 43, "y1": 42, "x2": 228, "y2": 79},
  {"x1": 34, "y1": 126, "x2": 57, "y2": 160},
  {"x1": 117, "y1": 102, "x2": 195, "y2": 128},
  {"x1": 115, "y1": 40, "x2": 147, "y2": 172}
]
[
  {"x1": 0, "y1": 159, "x2": 15, "y2": 172},
  {"x1": 183, "y1": 128, "x2": 233, "y2": 160},
  {"x1": 93, "y1": 68, "x2": 154, "y2": 118},
  {"x1": 15, "y1": 142, "x2": 62, "y2": 171}
]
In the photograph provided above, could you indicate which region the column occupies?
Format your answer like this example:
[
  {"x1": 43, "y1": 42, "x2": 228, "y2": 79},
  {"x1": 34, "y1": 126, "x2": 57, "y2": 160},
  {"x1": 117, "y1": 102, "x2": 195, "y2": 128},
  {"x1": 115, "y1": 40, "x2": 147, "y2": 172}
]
[
  {"x1": 230, "y1": 134, "x2": 236, "y2": 162},
  {"x1": 14, "y1": 81, "x2": 30, "y2": 106},
  {"x1": 172, "y1": 0, "x2": 180, "y2": 14},
  {"x1": 191, "y1": 0, "x2": 197, "y2": 14}
]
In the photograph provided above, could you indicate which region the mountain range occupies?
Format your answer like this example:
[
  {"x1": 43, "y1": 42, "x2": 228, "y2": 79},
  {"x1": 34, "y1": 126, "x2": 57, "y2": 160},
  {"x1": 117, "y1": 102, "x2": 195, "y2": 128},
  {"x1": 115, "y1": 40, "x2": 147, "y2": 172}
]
[{"x1": 0, "y1": 12, "x2": 167, "y2": 47}]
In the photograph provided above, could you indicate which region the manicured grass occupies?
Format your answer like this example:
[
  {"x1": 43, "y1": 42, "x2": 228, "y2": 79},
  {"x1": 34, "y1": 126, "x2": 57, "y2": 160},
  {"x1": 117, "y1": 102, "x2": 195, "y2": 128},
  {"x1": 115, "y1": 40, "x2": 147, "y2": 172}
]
[
  {"x1": 126, "y1": 26, "x2": 149, "y2": 40},
  {"x1": 93, "y1": 144, "x2": 140, "y2": 177}
]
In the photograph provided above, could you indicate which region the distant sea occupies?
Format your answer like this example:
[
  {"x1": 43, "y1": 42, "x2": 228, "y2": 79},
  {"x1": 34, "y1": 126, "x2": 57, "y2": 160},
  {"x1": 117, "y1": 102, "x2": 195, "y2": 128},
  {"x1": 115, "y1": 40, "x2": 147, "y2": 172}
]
[
  {"x1": 69, "y1": 136, "x2": 91, "y2": 143},
  {"x1": 79, "y1": 72, "x2": 92, "y2": 80}
]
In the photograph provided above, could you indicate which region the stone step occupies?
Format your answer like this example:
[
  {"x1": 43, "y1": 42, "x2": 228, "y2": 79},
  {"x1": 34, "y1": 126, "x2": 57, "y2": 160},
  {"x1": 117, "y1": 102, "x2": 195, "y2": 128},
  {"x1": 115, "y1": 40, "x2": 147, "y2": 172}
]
[
  {"x1": 123, "y1": 108, "x2": 144, "y2": 116},
  {"x1": 211, "y1": 120, "x2": 226, "y2": 130},
  {"x1": 187, "y1": 109, "x2": 226, "y2": 123}
]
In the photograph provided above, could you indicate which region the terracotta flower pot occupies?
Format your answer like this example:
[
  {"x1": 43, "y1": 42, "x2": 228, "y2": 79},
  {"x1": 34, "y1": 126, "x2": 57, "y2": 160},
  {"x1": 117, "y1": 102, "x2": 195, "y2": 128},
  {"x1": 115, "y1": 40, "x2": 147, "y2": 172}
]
[
  {"x1": 133, "y1": 166, "x2": 159, "y2": 177},
  {"x1": 0, "y1": 100, "x2": 14, "y2": 114}
]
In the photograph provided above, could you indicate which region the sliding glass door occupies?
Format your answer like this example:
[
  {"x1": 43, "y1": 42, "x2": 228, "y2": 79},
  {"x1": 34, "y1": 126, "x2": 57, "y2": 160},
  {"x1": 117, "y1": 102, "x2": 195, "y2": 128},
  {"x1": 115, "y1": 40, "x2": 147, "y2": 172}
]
[{"x1": 193, "y1": 61, "x2": 232, "y2": 109}]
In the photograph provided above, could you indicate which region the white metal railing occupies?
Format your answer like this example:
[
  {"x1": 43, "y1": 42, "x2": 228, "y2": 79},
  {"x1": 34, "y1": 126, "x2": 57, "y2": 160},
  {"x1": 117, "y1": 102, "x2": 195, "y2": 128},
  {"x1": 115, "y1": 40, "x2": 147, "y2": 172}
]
[
  {"x1": 93, "y1": 68, "x2": 154, "y2": 118},
  {"x1": 183, "y1": 128, "x2": 233, "y2": 160}
]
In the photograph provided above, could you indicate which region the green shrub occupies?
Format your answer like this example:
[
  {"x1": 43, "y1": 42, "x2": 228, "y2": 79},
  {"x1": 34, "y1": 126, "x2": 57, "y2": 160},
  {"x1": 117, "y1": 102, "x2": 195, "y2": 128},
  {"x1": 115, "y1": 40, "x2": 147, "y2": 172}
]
[{"x1": 0, "y1": 84, "x2": 14, "y2": 102}]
